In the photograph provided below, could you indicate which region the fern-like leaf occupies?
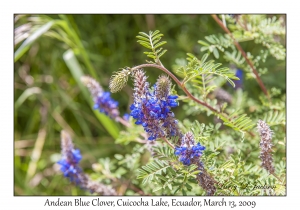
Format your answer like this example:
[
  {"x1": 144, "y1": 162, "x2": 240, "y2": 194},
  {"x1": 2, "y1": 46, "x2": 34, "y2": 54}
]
[
  {"x1": 137, "y1": 160, "x2": 170, "y2": 185},
  {"x1": 198, "y1": 34, "x2": 232, "y2": 59},
  {"x1": 262, "y1": 110, "x2": 285, "y2": 126},
  {"x1": 153, "y1": 146, "x2": 177, "y2": 162},
  {"x1": 224, "y1": 50, "x2": 246, "y2": 67},
  {"x1": 137, "y1": 30, "x2": 167, "y2": 64},
  {"x1": 177, "y1": 53, "x2": 239, "y2": 98},
  {"x1": 219, "y1": 111, "x2": 255, "y2": 135}
]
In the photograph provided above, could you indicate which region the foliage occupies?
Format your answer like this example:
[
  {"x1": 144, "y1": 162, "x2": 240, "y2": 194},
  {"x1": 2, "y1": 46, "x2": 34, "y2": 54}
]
[
  {"x1": 136, "y1": 30, "x2": 167, "y2": 65},
  {"x1": 176, "y1": 53, "x2": 239, "y2": 99},
  {"x1": 14, "y1": 14, "x2": 286, "y2": 196},
  {"x1": 199, "y1": 15, "x2": 285, "y2": 78}
]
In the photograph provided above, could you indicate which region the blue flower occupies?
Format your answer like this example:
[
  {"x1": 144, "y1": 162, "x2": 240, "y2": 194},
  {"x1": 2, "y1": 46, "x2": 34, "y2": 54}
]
[
  {"x1": 94, "y1": 92, "x2": 119, "y2": 118},
  {"x1": 81, "y1": 76, "x2": 120, "y2": 119},
  {"x1": 175, "y1": 132, "x2": 206, "y2": 166},
  {"x1": 175, "y1": 142, "x2": 206, "y2": 165},
  {"x1": 130, "y1": 85, "x2": 179, "y2": 140},
  {"x1": 123, "y1": 113, "x2": 130, "y2": 121},
  {"x1": 227, "y1": 69, "x2": 243, "y2": 89},
  {"x1": 130, "y1": 95, "x2": 165, "y2": 140},
  {"x1": 166, "y1": 95, "x2": 178, "y2": 107},
  {"x1": 234, "y1": 69, "x2": 243, "y2": 89},
  {"x1": 130, "y1": 71, "x2": 181, "y2": 140},
  {"x1": 57, "y1": 131, "x2": 117, "y2": 195},
  {"x1": 57, "y1": 149, "x2": 83, "y2": 184}
]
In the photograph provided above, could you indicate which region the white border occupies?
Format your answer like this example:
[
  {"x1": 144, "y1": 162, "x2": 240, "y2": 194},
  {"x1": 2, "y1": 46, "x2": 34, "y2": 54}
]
[{"x1": 2, "y1": 0, "x2": 298, "y2": 209}]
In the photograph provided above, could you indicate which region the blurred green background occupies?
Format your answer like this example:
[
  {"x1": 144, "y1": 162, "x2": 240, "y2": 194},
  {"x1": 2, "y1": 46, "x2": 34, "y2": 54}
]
[{"x1": 14, "y1": 14, "x2": 285, "y2": 195}]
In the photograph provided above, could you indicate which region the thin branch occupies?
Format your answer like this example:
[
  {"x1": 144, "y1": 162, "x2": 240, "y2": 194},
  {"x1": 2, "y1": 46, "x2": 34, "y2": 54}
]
[
  {"x1": 131, "y1": 64, "x2": 219, "y2": 114},
  {"x1": 131, "y1": 64, "x2": 181, "y2": 87},
  {"x1": 130, "y1": 64, "x2": 256, "y2": 138},
  {"x1": 271, "y1": 172, "x2": 283, "y2": 183},
  {"x1": 162, "y1": 137, "x2": 175, "y2": 149},
  {"x1": 116, "y1": 116, "x2": 130, "y2": 127},
  {"x1": 211, "y1": 14, "x2": 270, "y2": 100},
  {"x1": 182, "y1": 85, "x2": 219, "y2": 113}
]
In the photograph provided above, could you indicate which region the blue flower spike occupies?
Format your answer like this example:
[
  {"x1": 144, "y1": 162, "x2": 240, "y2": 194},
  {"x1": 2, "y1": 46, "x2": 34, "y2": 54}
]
[
  {"x1": 130, "y1": 71, "x2": 181, "y2": 140},
  {"x1": 174, "y1": 132, "x2": 206, "y2": 166}
]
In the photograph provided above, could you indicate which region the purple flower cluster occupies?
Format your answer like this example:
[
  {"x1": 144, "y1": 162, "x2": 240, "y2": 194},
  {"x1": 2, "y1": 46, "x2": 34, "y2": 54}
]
[
  {"x1": 175, "y1": 143, "x2": 206, "y2": 165},
  {"x1": 130, "y1": 71, "x2": 181, "y2": 140},
  {"x1": 94, "y1": 92, "x2": 119, "y2": 118},
  {"x1": 57, "y1": 131, "x2": 117, "y2": 195},
  {"x1": 130, "y1": 92, "x2": 178, "y2": 140},
  {"x1": 57, "y1": 149, "x2": 83, "y2": 184},
  {"x1": 174, "y1": 132, "x2": 206, "y2": 165},
  {"x1": 257, "y1": 120, "x2": 275, "y2": 174},
  {"x1": 81, "y1": 76, "x2": 119, "y2": 119},
  {"x1": 57, "y1": 131, "x2": 85, "y2": 185}
]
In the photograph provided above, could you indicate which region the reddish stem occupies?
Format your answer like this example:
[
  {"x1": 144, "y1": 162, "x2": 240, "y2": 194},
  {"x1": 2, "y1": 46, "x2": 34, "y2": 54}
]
[
  {"x1": 131, "y1": 64, "x2": 219, "y2": 114},
  {"x1": 131, "y1": 64, "x2": 256, "y2": 138},
  {"x1": 211, "y1": 14, "x2": 270, "y2": 100},
  {"x1": 271, "y1": 172, "x2": 283, "y2": 183},
  {"x1": 162, "y1": 136, "x2": 175, "y2": 149},
  {"x1": 116, "y1": 116, "x2": 130, "y2": 127}
]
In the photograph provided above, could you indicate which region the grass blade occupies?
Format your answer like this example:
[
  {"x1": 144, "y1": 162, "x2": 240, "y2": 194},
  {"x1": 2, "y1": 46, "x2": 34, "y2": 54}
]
[
  {"x1": 15, "y1": 87, "x2": 41, "y2": 110},
  {"x1": 14, "y1": 21, "x2": 54, "y2": 62}
]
